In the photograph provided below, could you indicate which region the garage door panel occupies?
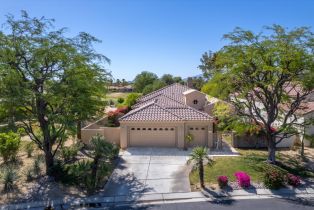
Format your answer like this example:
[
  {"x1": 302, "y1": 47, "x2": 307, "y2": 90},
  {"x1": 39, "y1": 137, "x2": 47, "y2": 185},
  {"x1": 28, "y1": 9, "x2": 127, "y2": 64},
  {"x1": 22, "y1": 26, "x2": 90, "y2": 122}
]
[
  {"x1": 130, "y1": 127, "x2": 176, "y2": 147},
  {"x1": 189, "y1": 127, "x2": 207, "y2": 147}
]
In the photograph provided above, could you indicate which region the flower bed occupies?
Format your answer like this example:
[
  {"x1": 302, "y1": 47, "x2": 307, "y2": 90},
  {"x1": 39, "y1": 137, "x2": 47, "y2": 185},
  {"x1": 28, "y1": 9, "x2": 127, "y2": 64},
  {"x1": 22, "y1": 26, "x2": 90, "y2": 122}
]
[
  {"x1": 234, "y1": 171, "x2": 251, "y2": 188},
  {"x1": 286, "y1": 173, "x2": 301, "y2": 187},
  {"x1": 217, "y1": 176, "x2": 228, "y2": 188}
]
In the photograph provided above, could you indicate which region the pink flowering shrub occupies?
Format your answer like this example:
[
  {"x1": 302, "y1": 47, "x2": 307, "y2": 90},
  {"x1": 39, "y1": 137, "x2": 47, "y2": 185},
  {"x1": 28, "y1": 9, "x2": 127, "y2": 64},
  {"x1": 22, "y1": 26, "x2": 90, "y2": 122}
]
[
  {"x1": 217, "y1": 176, "x2": 228, "y2": 188},
  {"x1": 286, "y1": 173, "x2": 300, "y2": 187},
  {"x1": 234, "y1": 171, "x2": 251, "y2": 188}
]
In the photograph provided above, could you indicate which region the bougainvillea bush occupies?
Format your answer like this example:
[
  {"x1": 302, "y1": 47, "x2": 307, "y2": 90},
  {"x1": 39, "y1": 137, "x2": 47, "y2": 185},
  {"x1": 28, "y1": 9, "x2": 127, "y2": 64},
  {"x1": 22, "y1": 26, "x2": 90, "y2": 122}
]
[
  {"x1": 106, "y1": 106, "x2": 130, "y2": 127},
  {"x1": 263, "y1": 167, "x2": 285, "y2": 189},
  {"x1": 286, "y1": 173, "x2": 301, "y2": 187},
  {"x1": 234, "y1": 171, "x2": 251, "y2": 188},
  {"x1": 217, "y1": 176, "x2": 228, "y2": 188}
]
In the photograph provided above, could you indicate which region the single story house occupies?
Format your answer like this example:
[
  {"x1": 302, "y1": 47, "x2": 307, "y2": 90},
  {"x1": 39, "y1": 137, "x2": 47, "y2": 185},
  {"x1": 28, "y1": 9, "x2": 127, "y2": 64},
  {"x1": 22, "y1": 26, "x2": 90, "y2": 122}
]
[{"x1": 119, "y1": 83, "x2": 217, "y2": 149}]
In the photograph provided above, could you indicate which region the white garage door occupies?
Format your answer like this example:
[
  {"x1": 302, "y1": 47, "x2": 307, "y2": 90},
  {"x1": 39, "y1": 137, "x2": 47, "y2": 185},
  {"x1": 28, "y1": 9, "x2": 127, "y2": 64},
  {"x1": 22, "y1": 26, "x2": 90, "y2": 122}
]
[
  {"x1": 129, "y1": 127, "x2": 176, "y2": 147},
  {"x1": 189, "y1": 126, "x2": 207, "y2": 147}
]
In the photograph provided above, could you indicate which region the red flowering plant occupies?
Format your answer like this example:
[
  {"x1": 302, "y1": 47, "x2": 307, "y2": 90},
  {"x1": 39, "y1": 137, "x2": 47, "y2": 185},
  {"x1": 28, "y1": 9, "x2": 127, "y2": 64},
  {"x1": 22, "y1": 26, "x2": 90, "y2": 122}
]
[
  {"x1": 286, "y1": 173, "x2": 301, "y2": 187},
  {"x1": 234, "y1": 171, "x2": 251, "y2": 188},
  {"x1": 107, "y1": 107, "x2": 128, "y2": 127},
  {"x1": 217, "y1": 176, "x2": 228, "y2": 188}
]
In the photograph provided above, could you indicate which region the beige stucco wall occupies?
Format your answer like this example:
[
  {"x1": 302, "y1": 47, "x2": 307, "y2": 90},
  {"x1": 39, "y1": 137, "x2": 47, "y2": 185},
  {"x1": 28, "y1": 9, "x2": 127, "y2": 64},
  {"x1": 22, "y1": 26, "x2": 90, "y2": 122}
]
[
  {"x1": 81, "y1": 116, "x2": 121, "y2": 145},
  {"x1": 184, "y1": 91, "x2": 206, "y2": 110},
  {"x1": 119, "y1": 120, "x2": 214, "y2": 149},
  {"x1": 304, "y1": 111, "x2": 314, "y2": 147},
  {"x1": 101, "y1": 127, "x2": 120, "y2": 145},
  {"x1": 81, "y1": 129, "x2": 104, "y2": 144}
]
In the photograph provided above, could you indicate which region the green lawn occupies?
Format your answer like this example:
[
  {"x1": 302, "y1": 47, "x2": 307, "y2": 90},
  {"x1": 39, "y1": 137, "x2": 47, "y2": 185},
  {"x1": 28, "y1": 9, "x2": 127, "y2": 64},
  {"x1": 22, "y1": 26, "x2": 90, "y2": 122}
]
[{"x1": 189, "y1": 149, "x2": 314, "y2": 188}]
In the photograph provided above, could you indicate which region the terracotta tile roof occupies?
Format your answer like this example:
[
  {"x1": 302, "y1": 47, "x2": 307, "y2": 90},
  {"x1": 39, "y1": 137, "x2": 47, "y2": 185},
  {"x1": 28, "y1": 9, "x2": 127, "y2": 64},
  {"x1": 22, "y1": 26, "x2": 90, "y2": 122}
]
[
  {"x1": 119, "y1": 102, "x2": 183, "y2": 121},
  {"x1": 120, "y1": 83, "x2": 212, "y2": 122},
  {"x1": 137, "y1": 83, "x2": 190, "y2": 104}
]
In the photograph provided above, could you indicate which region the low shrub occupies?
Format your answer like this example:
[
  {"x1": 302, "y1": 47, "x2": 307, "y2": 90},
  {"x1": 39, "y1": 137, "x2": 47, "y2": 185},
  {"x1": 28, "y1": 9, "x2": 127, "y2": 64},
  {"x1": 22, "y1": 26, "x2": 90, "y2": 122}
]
[
  {"x1": 286, "y1": 173, "x2": 301, "y2": 187},
  {"x1": 234, "y1": 171, "x2": 250, "y2": 188},
  {"x1": 25, "y1": 142, "x2": 35, "y2": 158},
  {"x1": 217, "y1": 175, "x2": 228, "y2": 188},
  {"x1": 32, "y1": 155, "x2": 43, "y2": 177},
  {"x1": 60, "y1": 143, "x2": 82, "y2": 162},
  {"x1": 0, "y1": 132, "x2": 21, "y2": 162},
  {"x1": 117, "y1": 97, "x2": 124, "y2": 104},
  {"x1": 263, "y1": 165, "x2": 285, "y2": 189},
  {"x1": 1, "y1": 166, "x2": 18, "y2": 192}
]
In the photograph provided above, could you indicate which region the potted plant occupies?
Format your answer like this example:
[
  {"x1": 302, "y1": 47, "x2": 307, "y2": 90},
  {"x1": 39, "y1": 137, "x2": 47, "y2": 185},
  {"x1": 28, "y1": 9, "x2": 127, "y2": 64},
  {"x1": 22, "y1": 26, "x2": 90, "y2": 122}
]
[{"x1": 184, "y1": 133, "x2": 194, "y2": 150}]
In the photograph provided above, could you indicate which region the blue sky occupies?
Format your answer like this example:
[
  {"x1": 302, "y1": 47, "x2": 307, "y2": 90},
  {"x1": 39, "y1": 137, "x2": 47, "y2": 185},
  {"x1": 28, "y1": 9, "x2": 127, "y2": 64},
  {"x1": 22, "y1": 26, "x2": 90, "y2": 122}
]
[{"x1": 1, "y1": 0, "x2": 314, "y2": 81}]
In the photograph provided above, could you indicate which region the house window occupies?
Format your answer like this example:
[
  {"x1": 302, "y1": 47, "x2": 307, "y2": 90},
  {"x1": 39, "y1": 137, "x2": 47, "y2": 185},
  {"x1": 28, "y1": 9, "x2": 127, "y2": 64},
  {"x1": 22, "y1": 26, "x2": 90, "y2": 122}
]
[
  {"x1": 131, "y1": 128, "x2": 135, "y2": 130},
  {"x1": 190, "y1": 127, "x2": 194, "y2": 130},
  {"x1": 165, "y1": 128, "x2": 168, "y2": 131},
  {"x1": 143, "y1": 128, "x2": 146, "y2": 130},
  {"x1": 170, "y1": 128, "x2": 174, "y2": 131},
  {"x1": 195, "y1": 127, "x2": 199, "y2": 130},
  {"x1": 193, "y1": 100, "x2": 198, "y2": 104},
  {"x1": 148, "y1": 128, "x2": 152, "y2": 130},
  {"x1": 137, "y1": 128, "x2": 140, "y2": 130},
  {"x1": 159, "y1": 128, "x2": 163, "y2": 130},
  {"x1": 154, "y1": 128, "x2": 157, "y2": 131},
  {"x1": 201, "y1": 127, "x2": 205, "y2": 130}
]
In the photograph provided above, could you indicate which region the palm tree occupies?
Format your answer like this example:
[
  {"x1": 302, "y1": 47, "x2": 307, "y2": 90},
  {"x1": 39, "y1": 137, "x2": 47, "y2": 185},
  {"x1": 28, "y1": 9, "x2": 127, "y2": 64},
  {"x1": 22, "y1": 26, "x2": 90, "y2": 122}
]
[{"x1": 188, "y1": 147, "x2": 213, "y2": 188}]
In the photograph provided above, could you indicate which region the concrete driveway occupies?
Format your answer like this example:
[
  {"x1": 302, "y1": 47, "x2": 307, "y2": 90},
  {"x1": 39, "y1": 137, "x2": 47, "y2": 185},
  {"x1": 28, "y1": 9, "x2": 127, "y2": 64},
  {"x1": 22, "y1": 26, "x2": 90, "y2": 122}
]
[{"x1": 103, "y1": 147, "x2": 191, "y2": 196}]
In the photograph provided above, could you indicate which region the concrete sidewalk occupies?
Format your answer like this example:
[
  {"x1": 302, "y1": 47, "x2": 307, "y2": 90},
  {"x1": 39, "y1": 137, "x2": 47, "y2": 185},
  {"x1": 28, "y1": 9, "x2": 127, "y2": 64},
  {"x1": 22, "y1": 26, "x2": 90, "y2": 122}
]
[{"x1": 1, "y1": 186, "x2": 314, "y2": 210}]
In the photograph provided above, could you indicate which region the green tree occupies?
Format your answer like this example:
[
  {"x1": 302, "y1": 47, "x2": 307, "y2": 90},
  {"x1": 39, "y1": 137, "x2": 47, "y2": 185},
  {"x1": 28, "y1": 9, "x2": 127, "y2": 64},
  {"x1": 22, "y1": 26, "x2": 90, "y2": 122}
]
[
  {"x1": 121, "y1": 78, "x2": 128, "y2": 86},
  {"x1": 133, "y1": 71, "x2": 158, "y2": 93},
  {"x1": 0, "y1": 11, "x2": 110, "y2": 175},
  {"x1": 188, "y1": 147, "x2": 213, "y2": 188},
  {"x1": 200, "y1": 25, "x2": 314, "y2": 163},
  {"x1": 0, "y1": 132, "x2": 21, "y2": 162},
  {"x1": 65, "y1": 67, "x2": 108, "y2": 140},
  {"x1": 87, "y1": 135, "x2": 119, "y2": 191},
  {"x1": 124, "y1": 93, "x2": 140, "y2": 108},
  {"x1": 142, "y1": 80, "x2": 166, "y2": 95},
  {"x1": 173, "y1": 76, "x2": 184, "y2": 84},
  {"x1": 161, "y1": 74, "x2": 175, "y2": 85}
]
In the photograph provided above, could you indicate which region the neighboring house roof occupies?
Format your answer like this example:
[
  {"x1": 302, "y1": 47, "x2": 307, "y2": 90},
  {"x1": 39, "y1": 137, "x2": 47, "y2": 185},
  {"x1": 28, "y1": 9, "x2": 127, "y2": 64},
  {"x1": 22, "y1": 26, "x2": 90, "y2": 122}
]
[{"x1": 120, "y1": 83, "x2": 212, "y2": 122}]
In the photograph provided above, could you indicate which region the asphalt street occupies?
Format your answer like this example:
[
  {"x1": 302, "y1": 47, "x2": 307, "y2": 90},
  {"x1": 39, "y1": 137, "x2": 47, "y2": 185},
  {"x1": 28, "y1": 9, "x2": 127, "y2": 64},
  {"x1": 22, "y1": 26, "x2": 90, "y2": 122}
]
[{"x1": 102, "y1": 197, "x2": 314, "y2": 210}]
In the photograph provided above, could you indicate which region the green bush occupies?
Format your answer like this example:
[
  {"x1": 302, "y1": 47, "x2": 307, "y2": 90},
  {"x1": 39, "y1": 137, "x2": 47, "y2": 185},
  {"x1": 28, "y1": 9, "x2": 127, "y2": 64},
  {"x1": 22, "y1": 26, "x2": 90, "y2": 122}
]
[
  {"x1": 124, "y1": 93, "x2": 140, "y2": 108},
  {"x1": 0, "y1": 132, "x2": 21, "y2": 162},
  {"x1": 60, "y1": 143, "x2": 82, "y2": 162},
  {"x1": 25, "y1": 142, "x2": 35, "y2": 158},
  {"x1": 117, "y1": 97, "x2": 124, "y2": 104},
  {"x1": 1, "y1": 166, "x2": 18, "y2": 192},
  {"x1": 263, "y1": 165, "x2": 286, "y2": 189}
]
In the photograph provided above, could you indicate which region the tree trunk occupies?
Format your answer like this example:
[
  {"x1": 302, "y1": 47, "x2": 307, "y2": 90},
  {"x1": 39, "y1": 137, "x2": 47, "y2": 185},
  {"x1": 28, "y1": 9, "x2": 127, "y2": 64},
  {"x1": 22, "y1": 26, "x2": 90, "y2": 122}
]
[
  {"x1": 77, "y1": 120, "x2": 82, "y2": 140},
  {"x1": 44, "y1": 150, "x2": 54, "y2": 175},
  {"x1": 267, "y1": 135, "x2": 276, "y2": 164},
  {"x1": 91, "y1": 157, "x2": 99, "y2": 188},
  {"x1": 199, "y1": 160, "x2": 205, "y2": 188}
]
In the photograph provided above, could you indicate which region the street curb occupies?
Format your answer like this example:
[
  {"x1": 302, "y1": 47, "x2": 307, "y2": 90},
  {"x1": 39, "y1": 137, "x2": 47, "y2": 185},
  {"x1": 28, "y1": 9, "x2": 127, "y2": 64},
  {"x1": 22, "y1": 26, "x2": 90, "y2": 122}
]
[{"x1": 1, "y1": 188, "x2": 314, "y2": 210}]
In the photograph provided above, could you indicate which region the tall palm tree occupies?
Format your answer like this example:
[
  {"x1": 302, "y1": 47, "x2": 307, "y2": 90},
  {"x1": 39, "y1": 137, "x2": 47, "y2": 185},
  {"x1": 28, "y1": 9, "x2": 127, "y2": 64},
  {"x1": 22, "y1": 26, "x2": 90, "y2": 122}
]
[{"x1": 188, "y1": 147, "x2": 213, "y2": 188}]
